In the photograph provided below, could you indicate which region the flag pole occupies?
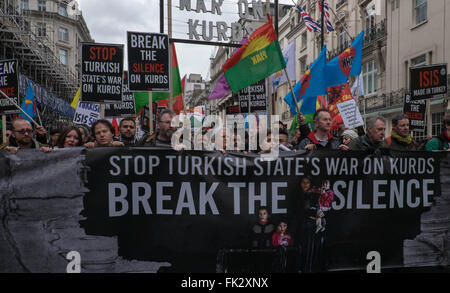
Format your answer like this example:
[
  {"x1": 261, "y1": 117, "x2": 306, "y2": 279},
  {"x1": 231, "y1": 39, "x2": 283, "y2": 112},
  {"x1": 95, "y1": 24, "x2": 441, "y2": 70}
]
[
  {"x1": 321, "y1": 0, "x2": 324, "y2": 50},
  {"x1": 2, "y1": 114, "x2": 6, "y2": 143},
  {"x1": 0, "y1": 89, "x2": 40, "y2": 127},
  {"x1": 149, "y1": 93, "x2": 154, "y2": 136},
  {"x1": 283, "y1": 68, "x2": 302, "y2": 115}
]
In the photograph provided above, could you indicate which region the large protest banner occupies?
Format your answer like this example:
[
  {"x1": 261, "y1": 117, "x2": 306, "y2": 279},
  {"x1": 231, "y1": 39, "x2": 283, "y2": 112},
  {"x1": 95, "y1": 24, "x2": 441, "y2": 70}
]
[
  {"x1": 105, "y1": 72, "x2": 136, "y2": 118},
  {"x1": 81, "y1": 149, "x2": 448, "y2": 272},
  {"x1": 0, "y1": 149, "x2": 449, "y2": 273},
  {"x1": 127, "y1": 32, "x2": 169, "y2": 92},
  {"x1": 81, "y1": 43, "x2": 124, "y2": 103},
  {"x1": 0, "y1": 59, "x2": 19, "y2": 114}
]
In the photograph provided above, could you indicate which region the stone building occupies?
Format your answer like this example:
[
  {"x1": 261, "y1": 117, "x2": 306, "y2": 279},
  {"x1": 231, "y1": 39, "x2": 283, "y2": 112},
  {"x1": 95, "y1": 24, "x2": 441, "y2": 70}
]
[
  {"x1": 275, "y1": 0, "x2": 449, "y2": 139},
  {"x1": 19, "y1": 0, "x2": 93, "y2": 82}
]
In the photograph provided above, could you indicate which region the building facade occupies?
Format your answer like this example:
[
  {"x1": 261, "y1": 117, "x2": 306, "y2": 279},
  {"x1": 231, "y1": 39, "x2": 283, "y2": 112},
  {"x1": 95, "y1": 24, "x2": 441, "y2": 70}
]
[
  {"x1": 276, "y1": 0, "x2": 449, "y2": 139},
  {"x1": 20, "y1": 0, "x2": 93, "y2": 83}
]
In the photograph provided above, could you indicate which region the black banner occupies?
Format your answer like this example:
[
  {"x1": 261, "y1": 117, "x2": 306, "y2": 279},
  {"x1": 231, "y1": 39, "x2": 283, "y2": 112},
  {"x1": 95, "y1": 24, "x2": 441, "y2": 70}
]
[
  {"x1": 404, "y1": 93, "x2": 426, "y2": 132},
  {"x1": 105, "y1": 72, "x2": 136, "y2": 118},
  {"x1": 81, "y1": 43, "x2": 124, "y2": 103},
  {"x1": 127, "y1": 32, "x2": 169, "y2": 92},
  {"x1": 410, "y1": 64, "x2": 447, "y2": 100},
  {"x1": 81, "y1": 149, "x2": 444, "y2": 272},
  {"x1": 0, "y1": 59, "x2": 19, "y2": 114},
  {"x1": 238, "y1": 80, "x2": 267, "y2": 113}
]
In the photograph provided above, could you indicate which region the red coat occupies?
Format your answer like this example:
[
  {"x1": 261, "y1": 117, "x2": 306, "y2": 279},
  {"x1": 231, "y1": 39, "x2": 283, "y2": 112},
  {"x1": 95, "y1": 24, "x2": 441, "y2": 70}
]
[{"x1": 272, "y1": 232, "x2": 293, "y2": 247}]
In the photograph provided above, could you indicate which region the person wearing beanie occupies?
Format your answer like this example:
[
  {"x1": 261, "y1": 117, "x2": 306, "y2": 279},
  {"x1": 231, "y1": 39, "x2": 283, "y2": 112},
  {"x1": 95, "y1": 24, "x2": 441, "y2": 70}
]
[{"x1": 342, "y1": 129, "x2": 359, "y2": 145}]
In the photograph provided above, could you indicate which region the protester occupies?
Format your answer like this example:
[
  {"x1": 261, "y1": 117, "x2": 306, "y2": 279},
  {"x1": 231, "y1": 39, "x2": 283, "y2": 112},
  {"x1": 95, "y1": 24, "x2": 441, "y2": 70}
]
[
  {"x1": 290, "y1": 128, "x2": 302, "y2": 149},
  {"x1": 348, "y1": 116, "x2": 387, "y2": 150},
  {"x1": 425, "y1": 113, "x2": 450, "y2": 151},
  {"x1": 279, "y1": 129, "x2": 293, "y2": 151},
  {"x1": 118, "y1": 118, "x2": 137, "y2": 146},
  {"x1": 55, "y1": 126, "x2": 83, "y2": 148},
  {"x1": 341, "y1": 129, "x2": 359, "y2": 145},
  {"x1": 3, "y1": 126, "x2": 12, "y2": 144},
  {"x1": 77, "y1": 125, "x2": 90, "y2": 144},
  {"x1": 385, "y1": 114, "x2": 417, "y2": 150},
  {"x1": 337, "y1": 124, "x2": 349, "y2": 144},
  {"x1": 211, "y1": 128, "x2": 229, "y2": 152},
  {"x1": 297, "y1": 109, "x2": 346, "y2": 150},
  {"x1": 0, "y1": 118, "x2": 51, "y2": 154},
  {"x1": 50, "y1": 128, "x2": 62, "y2": 147},
  {"x1": 84, "y1": 119, "x2": 124, "y2": 148},
  {"x1": 140, "y1": 109, "x2": 176, "y2": 147}
]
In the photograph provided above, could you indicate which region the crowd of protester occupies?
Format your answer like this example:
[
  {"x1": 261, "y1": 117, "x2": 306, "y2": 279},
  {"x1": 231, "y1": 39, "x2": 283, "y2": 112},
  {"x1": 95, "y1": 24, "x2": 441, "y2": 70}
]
[{"x1": 1, "y1": 109, "x2": 449, "y2": 154}]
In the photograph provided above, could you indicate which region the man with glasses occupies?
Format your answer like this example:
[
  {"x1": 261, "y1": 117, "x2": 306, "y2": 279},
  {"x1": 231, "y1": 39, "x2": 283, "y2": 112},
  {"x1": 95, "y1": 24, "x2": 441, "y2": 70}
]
[
  {"x1": 0, "y1": 118, "x2": 51, "y2": 154},
  {"x1": 140, "y1": 109, "x2": 177, "y2": 148}
]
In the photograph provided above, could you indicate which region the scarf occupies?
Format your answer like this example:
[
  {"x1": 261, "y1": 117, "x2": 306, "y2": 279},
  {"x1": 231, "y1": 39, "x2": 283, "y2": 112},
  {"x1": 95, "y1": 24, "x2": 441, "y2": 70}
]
[{"x1": 391, "y1": 130, "x2": 413, "y2": 145}]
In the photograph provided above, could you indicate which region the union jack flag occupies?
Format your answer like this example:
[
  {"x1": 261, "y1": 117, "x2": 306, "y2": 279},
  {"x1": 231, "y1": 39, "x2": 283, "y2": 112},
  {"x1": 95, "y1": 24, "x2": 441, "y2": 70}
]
[
  {"x1": 296, "y1": 5, "x2": 321, "y2": 33},
  {"x1": 319, "y1": 0, "x2": 335, "y2": 32}
]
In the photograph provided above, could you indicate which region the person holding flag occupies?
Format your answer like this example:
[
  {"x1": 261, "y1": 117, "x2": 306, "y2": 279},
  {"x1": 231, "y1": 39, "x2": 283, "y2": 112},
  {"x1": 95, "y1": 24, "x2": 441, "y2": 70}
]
[
  {"x1": 0, "y1": 118, "x2": 51, "y2": 154},
  {"x1": 19, "y1": 83, "x2": 49, "y2": 145}
]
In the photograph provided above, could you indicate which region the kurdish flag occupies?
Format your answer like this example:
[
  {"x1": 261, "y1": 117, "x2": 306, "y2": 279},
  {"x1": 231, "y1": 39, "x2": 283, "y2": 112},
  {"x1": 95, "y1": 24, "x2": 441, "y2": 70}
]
[{"x1": 222, "y1": 15, "x2": 286, "y2": 93}]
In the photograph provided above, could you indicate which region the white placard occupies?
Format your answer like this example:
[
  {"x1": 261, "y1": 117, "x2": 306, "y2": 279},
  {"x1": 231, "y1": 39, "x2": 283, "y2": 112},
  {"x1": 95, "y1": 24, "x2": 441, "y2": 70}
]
[
  {"x1": 337, "y1": 99, "x2": 364, "y2": 129},
  {"x1": 73, "y1": 101, "x2": 101, "y2": 127}
]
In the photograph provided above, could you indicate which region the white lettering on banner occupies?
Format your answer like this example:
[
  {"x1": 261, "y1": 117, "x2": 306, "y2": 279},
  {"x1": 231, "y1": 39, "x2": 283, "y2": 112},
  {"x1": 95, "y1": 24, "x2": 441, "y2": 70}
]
[
  {"x1": 0, "y1": 61, "x2": 15, "y2": 74},
  {"x1": 83, "y1": 61, "x2": 120, "y2": 73},
  {"x1": 107, "y1": 182, "x2": 220, "y2": 217},
  {"x1": 130, "y1": 34, "x2": 166, "y2": 49},
  {"x1": 332, "y1": 179, "x2": 434, "y2": 210}
]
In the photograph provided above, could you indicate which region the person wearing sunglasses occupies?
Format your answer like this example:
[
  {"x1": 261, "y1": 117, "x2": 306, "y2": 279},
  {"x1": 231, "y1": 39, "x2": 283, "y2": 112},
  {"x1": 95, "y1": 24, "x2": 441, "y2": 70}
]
[{"x1": 0, "y1": 119, "x2": 52, "y2": 154}]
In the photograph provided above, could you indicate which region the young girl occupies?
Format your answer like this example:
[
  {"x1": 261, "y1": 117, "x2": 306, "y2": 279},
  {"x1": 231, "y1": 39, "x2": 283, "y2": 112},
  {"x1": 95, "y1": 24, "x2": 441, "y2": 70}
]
[
  {"x1": 312, "y1": 179, "x2": 334, "y2": 233},
  {"x1": 272, "y1": 220, "x2": 293, "y2": 247}
]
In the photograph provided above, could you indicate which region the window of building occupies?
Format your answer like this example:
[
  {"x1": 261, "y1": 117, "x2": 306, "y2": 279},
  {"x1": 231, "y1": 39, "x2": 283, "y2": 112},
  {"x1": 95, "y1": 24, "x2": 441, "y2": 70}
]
[
  {"x1": 299, "y1": 57, "x2": 307, "y2": 75},
  {"x1": 362, "y1": 60, "x2": 378, "y2": 95},
  {"x1": 301, "y1": 32, "x2": 307, "y2": 50},
  {"x1": 336, "y1": 0, "x2": 347, "y2": 10},
  {"x1": 21, "y1": 0, "x2": 29, "y2": 11},
  {"x1": 391, "y1": 0, "x2": 399, "y2": 11},
  {"x1": 290, "y1": 16, "x2": 295, "y2": 30},
  {"x1": 365, "y1": 5, "x2": 375, "y2": 33},
  {"x1": 59, "y1": 27, "x2": 68, "y2": 42},
  {"x1": 59, "y1": 49, "x2": 68, "y2": 65},
  {"x1": 58, "y1": 5, "x2": 68, "y2": 17},
  {"x1": 36, "y1": 23, "x2": 46, "y2": 36},
  {"x1": 411, "y1": 54, "x2": 426, "y2": 67},
  {"x1": 22, "y1": 20, "x2": 30, "y2": 31},
  {"x1": 414, "y1": 0, "x2": 427, "y2": 24},
  {"x1": 413, "y1": 130, "x2": 427, "y2": 142},
  {"x1": 338, "y1": 27, "x2": 347, "y2": 51},
  {"x1": 38, "y1": 0, "x2": 46, "y2": 12},
  {"x1": 432, "y1": 112, "x2": 444, "y2": 136}
]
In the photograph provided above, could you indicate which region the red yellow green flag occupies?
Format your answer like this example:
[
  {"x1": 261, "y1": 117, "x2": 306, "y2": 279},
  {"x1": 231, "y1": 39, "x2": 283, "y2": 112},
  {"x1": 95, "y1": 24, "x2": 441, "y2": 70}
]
[{"x1": 222, "y1": 15, "x2": 286, "y2": 93}]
